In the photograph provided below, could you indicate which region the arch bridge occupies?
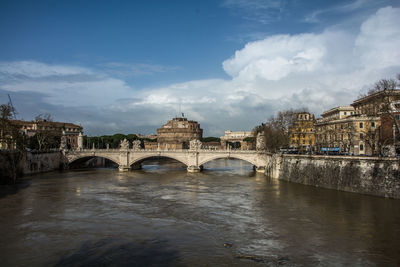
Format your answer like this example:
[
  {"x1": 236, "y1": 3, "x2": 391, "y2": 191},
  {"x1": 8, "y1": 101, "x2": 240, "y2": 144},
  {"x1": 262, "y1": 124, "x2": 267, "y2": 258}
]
[{"x1": 65, "y1": 148, "x2": 272, "y2": 173}]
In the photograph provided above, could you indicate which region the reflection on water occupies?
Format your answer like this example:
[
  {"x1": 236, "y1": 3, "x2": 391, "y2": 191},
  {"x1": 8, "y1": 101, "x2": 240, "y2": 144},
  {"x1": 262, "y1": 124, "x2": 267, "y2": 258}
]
[{"x1": 0, "y1": 158, "x2": 399, "y2": 266}]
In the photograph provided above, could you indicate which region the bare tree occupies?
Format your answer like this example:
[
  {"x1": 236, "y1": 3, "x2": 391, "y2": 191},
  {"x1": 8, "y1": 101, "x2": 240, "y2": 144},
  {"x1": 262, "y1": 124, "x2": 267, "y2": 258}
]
[
  {"x1": 253, "y1": 108, "x2": 308, "y2": 152},
  {"x1": 362, "y1": 122, "x2": 380, "y2": 156},
  {"x1": 357, "y1": 75, "x2": 400, "y2": 154},
  {"x1": 35, "y1": 113, "x2": 52, "y2": 122},
  {"x1": 0, "y1": 103, "x2": 23, "y2": 150},
  {"x1": 31, "y1": 113, "x2": 61, "y2": 150},
  {"x1": 370, "y1": 77, "x2": 400, "y2": 136}
]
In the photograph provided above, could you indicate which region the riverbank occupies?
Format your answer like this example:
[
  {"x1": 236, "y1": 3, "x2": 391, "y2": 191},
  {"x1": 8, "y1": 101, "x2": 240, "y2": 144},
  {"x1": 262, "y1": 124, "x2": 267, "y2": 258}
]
[
  {"x1": 0, "y1": 151, "x2": 67, "y2": 184},
  {"x1": 268, "y1": 154, "x2": 400, "y2": 199}
]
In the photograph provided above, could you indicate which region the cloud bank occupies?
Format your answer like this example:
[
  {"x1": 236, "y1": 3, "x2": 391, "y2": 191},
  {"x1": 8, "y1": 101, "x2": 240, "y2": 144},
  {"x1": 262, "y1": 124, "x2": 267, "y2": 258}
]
[{"x1": 0, "y1": 6, "x2": 400, "y2": 136}]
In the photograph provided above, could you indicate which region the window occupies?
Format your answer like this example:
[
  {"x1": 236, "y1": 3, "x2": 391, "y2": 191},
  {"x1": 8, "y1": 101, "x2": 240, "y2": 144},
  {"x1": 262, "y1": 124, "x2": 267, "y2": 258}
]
[
  {"x1": 359, "y1": 122, "x2": 364, "y2": 129},
  {"x1": 371, "y1": 122, "x2": 375, "y2": 128},
  {"x1": 360, "y1": 144, "x2": 364, "y2": 151},
  {"x1": 340, "y1": 124, "x2": 343, "y2": 129},
  {"x1": 344, "y1": 112, "x2": 347, "y2": 115}
]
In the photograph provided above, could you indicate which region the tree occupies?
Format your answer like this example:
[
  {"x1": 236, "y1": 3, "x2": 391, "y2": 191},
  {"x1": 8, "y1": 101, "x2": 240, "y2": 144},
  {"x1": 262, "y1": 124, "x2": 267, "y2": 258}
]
[
  {"x1": 31, "y1": 113, "x2": 61, "y2": 150},
  {"x1": 202, "y1": 137, "x2": 220, "y2": 142},
  {"x1": 356, "y1": 74, "x2": 400, "y2": 155},
  {"x1": 253, "y1": 109, "x2": 306, "y2": 152},
  {"x1": 0, "y1": 103, "x2": 23, "y2": 150},
  {"x1": 370, "y1": 76, "x2": 400, "y2": 145},
  {"x1": 261, "y1": 124, "x2": 288, "y2": 152},
  {"x1": 367, "y1": 79, "x2": 397, "y2": 95}
]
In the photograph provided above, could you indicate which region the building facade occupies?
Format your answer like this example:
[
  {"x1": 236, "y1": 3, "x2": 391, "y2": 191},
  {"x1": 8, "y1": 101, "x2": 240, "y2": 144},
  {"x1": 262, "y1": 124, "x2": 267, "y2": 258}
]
[
  {"x1": 289, "y1": 112, "x2": 315, "y2": 153},
  {"x1": 155, "y1": 116, "x2": 203, "y2": 150},
  {"x1": 220, "y1": 130, "x2": 252, "y2": 150},
  {"x1": 10, "y1": 120, "x2": 83, "y2": 150},
  {"x1": 351, "y1": 90, "x2": 400, "y2": 155},
  {"x1": 314, "y1": 106, "x2": 380, "y2": 155},
  {"x1": 352, "y1": 90, "x2": 400, "y2": 116}
]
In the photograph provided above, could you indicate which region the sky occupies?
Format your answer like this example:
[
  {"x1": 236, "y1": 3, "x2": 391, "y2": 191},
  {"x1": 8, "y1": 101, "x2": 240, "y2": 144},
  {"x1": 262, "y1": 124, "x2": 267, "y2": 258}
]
[{"x1": 0, "y1": 0, "x2": 400, "y2": 136}]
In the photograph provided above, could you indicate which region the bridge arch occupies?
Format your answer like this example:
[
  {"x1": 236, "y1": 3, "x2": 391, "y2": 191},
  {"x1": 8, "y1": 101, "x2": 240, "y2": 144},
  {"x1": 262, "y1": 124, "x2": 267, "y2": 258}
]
[
  {"x1": 129, "y1": 155, "x2": 189, "y2": 168},
  {"x1": 199, "y1": 155, "x2": 259, "y2": 168},
  {"x1": 67, "y1": 155, "x2": 120, "y2": 167}
]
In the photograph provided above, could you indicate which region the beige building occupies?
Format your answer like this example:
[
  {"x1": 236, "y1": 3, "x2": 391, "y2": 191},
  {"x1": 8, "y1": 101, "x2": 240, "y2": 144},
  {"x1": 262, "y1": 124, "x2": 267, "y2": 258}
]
[
  {"x1": 352, "y1": 90, "x2": 400, "y2": 116},
  {"x1": 154, "y1": 116, "x2": 203, "y2": 150},
  {"x1": 220, "y1": 130, "x2": 252, "y2": 150},
  {"x1": 315, "y1": 106, "x2": 380, "y2": 155},
  {"x1": 1, "y1": 120, "x2": 83, "y2": 150},
  {"x1": 289, "y1": 112, "x2": 315, "y2": 153},
  {"x1": 351, "y1": 89, "x2": 400, "y2": 154}
]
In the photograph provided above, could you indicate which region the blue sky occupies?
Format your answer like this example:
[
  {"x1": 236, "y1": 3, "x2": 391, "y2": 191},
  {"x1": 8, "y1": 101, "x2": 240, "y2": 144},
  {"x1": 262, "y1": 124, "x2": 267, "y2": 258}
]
[{"x1": 1, "y1": 0, "x2": 400, "y2": 136}]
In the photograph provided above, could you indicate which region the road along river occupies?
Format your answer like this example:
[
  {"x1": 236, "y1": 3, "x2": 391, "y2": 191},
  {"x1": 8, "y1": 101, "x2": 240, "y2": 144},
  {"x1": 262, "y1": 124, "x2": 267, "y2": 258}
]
[{"x1": 0, "y1": 158, "x2": 399, "y2": 266}]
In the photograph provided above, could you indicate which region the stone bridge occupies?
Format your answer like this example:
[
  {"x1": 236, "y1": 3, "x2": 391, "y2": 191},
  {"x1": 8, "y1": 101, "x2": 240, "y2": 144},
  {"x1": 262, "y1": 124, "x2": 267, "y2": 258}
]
[{"x1": 65, "y1": 148, "x2": 272, "y2": 173}]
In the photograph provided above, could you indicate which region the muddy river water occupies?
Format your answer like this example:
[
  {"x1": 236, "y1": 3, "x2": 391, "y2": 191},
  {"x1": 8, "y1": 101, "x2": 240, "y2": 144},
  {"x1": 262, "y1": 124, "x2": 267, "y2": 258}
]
[{"x1": 0, "y1": 159, "x2": 399, "y2": 266}]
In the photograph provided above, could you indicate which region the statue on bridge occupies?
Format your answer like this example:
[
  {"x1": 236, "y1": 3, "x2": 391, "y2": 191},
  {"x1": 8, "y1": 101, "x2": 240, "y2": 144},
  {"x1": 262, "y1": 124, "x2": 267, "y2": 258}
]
[
  {"x1": 132, "y1": 140, "x2": 141, "y2": 150},
  {"x1": 256, "y1": 132, "x2": 266, "y2": 151},
  {"x1": 119, "y1": 138, "x2": 130, "y2": 150},
  {"x1": 60, "y1": 130, "x2": 68, "y2": 151},
  {"x1": 189, "y1": 139, "x2": 202, "y2": 150}
]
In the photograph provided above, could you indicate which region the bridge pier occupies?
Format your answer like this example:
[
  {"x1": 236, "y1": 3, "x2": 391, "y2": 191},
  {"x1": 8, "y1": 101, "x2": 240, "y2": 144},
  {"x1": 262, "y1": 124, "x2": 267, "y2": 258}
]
[
  {"x1": 187, "y1": 165, "x2": 202, "y2": 173},
  {"x1": 118, "y1": 165, "x2": 131, "y2": 172},
  {"x1": 254, "y1": 165, "x2": 266, "y2": 173}
]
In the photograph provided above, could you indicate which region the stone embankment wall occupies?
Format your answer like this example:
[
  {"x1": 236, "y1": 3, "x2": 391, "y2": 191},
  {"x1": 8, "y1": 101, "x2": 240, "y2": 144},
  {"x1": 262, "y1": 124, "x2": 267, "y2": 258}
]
[
  {"x1": 22, "y1": 151, "x2": 67, "y2": 176},
  {"x1": 267, "y1": 154, "x2": 400, "y2": 199},
  {"x1": 0, "y1": 151, "x2": 23, "y2": 184},
  {"x1": 0, "y1": 151, "x2": 67, "y2": 184}
]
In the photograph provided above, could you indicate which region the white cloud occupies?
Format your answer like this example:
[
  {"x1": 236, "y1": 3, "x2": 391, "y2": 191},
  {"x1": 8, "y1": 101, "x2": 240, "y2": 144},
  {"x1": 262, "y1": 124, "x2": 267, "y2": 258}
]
[
  {"x1": 1, "y1": 6, "x2": 400, "y2": 136},
  {"x1": 0, "y1": 61, "x2": 132, "y2": 106},
  {"x1": 0, "y1": 61, "x2": 93, "y2": 78},
  {"x1": 100, "y1": 62, "x2": 178, "y2": 77},
  {"x1": 223, "y1": 34, "x2": 326, "y2": 81},
  {"x1": 305, "y1": 0, "x2": 378, "y2": 23},
  {"x1": 355, "y1": 6, "x2": 400, "y2": 69}
]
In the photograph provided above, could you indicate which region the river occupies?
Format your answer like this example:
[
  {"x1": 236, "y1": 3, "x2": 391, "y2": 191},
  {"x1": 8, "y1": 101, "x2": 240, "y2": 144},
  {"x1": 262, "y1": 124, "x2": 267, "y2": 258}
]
[{"x1": 0, "y1": 158, "x2": 399, "y2": 266}]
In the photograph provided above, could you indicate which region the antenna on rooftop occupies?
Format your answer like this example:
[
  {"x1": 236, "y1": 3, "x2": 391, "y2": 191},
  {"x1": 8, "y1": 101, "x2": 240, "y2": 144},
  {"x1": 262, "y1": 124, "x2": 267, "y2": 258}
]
[{"x1": 7, "y1": 94, "x2": 17, "y2": 120}]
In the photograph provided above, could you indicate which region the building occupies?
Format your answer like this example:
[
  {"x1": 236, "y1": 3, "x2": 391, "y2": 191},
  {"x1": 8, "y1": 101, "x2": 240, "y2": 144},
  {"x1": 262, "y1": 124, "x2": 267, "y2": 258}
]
[
  {"x1": 154, "y1": 116, "x2": 203, "y2": 150},
  {"x1": 220, "y1": 130, "x2": 253, "y2": 150},
  {"x1": 12, "y1": 120, "x2": 83, "y2": 150},
  {"x1": 318, "y1": 106, "x2": 355, "y2": 121},
  {"x1": 289, "y1": 112, "x2": 315, "y2": 153},
  {"x1": 351, "y1": 89, "x2": 400, "y2": 116},
  {"x1": 351, "y1": 89, "x2": 400, "y2": 154},
  {"x1": 314, "y1": 106, "x2": 380, "y2": 155}
]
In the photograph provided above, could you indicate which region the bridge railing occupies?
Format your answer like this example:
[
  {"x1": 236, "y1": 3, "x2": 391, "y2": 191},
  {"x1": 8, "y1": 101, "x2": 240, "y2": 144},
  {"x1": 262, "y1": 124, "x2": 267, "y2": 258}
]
[{"x1": 71, "y1": 148, "x2": 258, "y2": 153}]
